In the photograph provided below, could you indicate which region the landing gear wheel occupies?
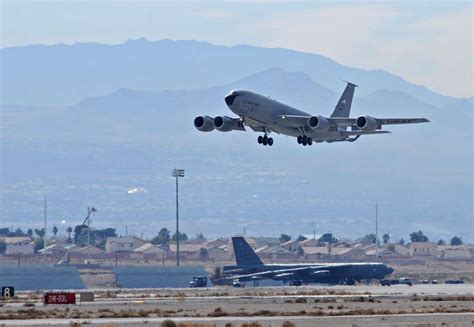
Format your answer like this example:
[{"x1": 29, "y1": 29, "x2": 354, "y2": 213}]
[
  {"x1": 297, "y1": 136, "x2": 303, "y2": 144},
  {"x1": 307, "y1": 137, "x2": 313, "y2": 146},
  {"x1": 257, "y1": 136, "x2": 263, "y2": 144},
  {"x1": 302, "y1": 136, "x2": 308, "y2": 146},
  {"x1": 268, "y1": 138, "x2": 273, "y2": 146},
  {"x1": 262, "y1": 137, "x2": 268, "y2": 146}
]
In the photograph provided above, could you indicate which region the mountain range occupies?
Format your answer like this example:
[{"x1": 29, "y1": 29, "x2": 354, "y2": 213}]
[{"x1": 0, "y1": 39, "x2": 472, "y2": 242}]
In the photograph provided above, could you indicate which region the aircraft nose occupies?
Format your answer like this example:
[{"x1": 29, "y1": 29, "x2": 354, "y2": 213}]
[{"x1": 225, "y1": 94, "x2": 237, "y2": 106}]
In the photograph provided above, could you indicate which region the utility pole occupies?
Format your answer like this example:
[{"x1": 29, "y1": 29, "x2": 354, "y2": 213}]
[
  {"x1": 172, "y1": 169, "x2": 185, "y2": 266},
  {"x1": 44, "y1": 196, "x2": 47, "y2": 250},
  {"x1": 375, "y1": 201, "x2": 379, "y2": 258}
]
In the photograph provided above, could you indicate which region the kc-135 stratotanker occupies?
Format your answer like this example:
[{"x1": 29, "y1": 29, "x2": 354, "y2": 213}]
[{"x1": 194, "y1": 81, "x2": 429, "y2": 146}]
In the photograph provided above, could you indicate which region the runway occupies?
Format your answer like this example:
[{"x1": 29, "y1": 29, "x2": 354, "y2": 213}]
[
  {"x1": 1, "y1": 284, "x2": 473, "y2": 326},
  {"x1": 5, "y1": 313, "x2": 474, "y2": 327}
]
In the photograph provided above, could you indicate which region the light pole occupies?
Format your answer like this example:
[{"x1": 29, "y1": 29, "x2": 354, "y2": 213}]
[{"x1": 172, "y1": 168, "x2": 185, "y2": 266}]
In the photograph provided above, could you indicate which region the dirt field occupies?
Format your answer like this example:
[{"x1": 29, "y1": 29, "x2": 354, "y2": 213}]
[{"x1": 1, "y1": 284, "x2": 473, "y2": 326}]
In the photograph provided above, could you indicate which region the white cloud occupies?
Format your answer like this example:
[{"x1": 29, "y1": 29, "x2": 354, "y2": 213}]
[{"x1": 256, "y1": 4, "x2": 473, "y2": 97}]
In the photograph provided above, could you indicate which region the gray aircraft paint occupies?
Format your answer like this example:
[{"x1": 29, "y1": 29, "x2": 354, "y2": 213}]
[
  {"x1": 224, "y1": 237, "x2": 393, "y2": 284},
  {"x1": 194, "y1": 81, "x2": 429, "y2": 145}
]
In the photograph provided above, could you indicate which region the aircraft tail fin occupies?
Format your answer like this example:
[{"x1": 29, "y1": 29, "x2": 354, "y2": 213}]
[
  {"x1": 330, "y1": 81, "x2": 358, "y2": 118},
  {"x1": 232, "y1": 237, "x2": 263, "y2": 266}
]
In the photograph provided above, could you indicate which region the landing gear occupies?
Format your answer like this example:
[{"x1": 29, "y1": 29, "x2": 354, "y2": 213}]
[
  {"x1": 297, "y1": 135, "x2": 313, "y2": 146},
  {"x1": 289, "y1": 280, "x2": 302, "y2": 286},
  {"x1": 258, "y1": 134, "x2": 273, "y2": 146}
]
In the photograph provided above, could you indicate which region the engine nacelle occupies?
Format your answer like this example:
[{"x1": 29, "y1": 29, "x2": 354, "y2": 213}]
[
  {"x1": 194, "y1": 116, "x2": 215, "y2": 132},
  {"x1": 213, "y1": 116, "x2": 242, "y2": 132},
  {"x1": 308, "y1": 116, "x2": 331, "y2": 132},
  {"x1": 356, "y1": 115, "x2": 378, "y2": 131}
]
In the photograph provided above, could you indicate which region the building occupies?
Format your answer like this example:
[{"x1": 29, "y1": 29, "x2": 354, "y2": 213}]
[
  {"x1": 281, "y1": 240, "x2": 300, "y2": 252},
  {"x1": 408, "y1": 242, "x2": 437, "y2": 257},
  {"x1": 133, "y1": 243, "x2": 167, "y2": 256},
  {"x1": 438, "y1": 246, "x2": 473, "y2": 260},
  {"x1": 105, "y1": 236, "x2": 146, "y2": 253},
  {"x1": 2, "y1": 237, "x2": 34, "y2": 255},
  {"x1": 298, "y1": 238, "x2": 319, "y2": 247},
  {"x1": 71, "y1": 245, "x2": 105, "y2": 255},
  {"x1": 255, "y1": 245, "x2": 299, "y2": 260}
]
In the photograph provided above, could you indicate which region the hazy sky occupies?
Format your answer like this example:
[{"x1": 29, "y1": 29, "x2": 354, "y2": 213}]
[{"x1": 1, "y1": 1, "x2": 472, "y2": 97}]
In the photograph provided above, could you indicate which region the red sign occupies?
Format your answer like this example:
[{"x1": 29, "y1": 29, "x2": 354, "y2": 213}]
[{"x1": 44, "y1": 292, "x2": 76, "y2": 305}]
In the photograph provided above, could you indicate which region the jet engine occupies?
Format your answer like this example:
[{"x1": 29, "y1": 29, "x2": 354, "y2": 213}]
[
  {"x1": 308, "y1": 116, "x2": 331, "y2": 132},
  {"x1": 194, "y1": 116, "x2": 215, "y2": 132},
  {"x1": 213, "y1": 116, "x2": 243, "y2": 132},
  {"x1": 356, "y1": 116, "x2": 378, "y2": 131}
]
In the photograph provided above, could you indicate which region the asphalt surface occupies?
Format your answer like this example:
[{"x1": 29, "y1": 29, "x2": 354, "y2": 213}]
[{"x1": 4, "y1": 313, "x2": 474, "y2": 326}]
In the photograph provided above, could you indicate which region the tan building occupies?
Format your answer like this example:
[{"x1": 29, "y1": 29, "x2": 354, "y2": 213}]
[
  {"x1": 105, "y1": 236, "x2": 146, "y2": 253},
  {"x1": 408, "y1": 242, "x2": 437, "y2": 256},
  {"x1": 2, "y1": 236, "x2": 34, "y2": 255}
]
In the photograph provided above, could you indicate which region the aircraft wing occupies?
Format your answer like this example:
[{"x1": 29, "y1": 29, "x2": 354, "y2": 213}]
[
  {"x1": 229, "y1": 266, "x2": 314, "y2": 281},
  {"x1": 330, "y1": 117, "x2": 430, "y2": 127},
  {"x1": 228, "y1": 264, "x2": 355, "y2": 281},
  {"x1": 278, "y1": 116, "x2": 429, "y2": 128}
]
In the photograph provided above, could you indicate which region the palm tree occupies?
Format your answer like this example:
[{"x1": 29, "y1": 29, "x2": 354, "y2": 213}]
[
  {"x1": 66, "y1": 227, "x2": 73, "y2": 242},
  {"x1": 382, "y1": 233, "x2": 390, "y2": 244},
  {"x1": 52, "y1": 226, "x2": 58, "y2": 237}
]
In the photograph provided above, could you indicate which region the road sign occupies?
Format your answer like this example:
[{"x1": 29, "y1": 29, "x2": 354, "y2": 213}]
[
  {"x1": 44, "y1": 292, "x2": 76, "y2": 305},
  {"x1": 1, "y1": 286, "x2": 14, "y2": 298}
]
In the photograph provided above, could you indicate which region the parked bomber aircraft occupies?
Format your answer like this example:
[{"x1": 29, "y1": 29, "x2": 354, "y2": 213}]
[
  {"x1": 194, "y1": 81, "x2": 429, "y2": 146},
  {"x1": 223, "y1": 237, "x2": 393, "y2": 286}
]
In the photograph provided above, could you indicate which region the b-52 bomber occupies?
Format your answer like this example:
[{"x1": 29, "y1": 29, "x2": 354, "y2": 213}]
[
  {"x1": 223, "y1": 237, "x2": 394, "y2": 286},
  {"x1": 194, "y1": 81, "x2": 429, "y2": 146}
]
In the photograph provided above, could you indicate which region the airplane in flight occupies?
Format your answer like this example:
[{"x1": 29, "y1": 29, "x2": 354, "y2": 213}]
[
  {"x1": 222, "y1": 237, "x2": 393, "y2": 286},
  {"x1": 194, "y1": 81, "x2": 429, "y2": 146}
]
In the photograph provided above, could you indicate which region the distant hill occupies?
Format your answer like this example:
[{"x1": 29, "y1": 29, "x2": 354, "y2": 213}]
[
  {"x1": 1, "y1": 68, "x2": 472, "y2": 241},
  {"x1": 0, "y1": 38, "x2": 458, "y2": 107}
]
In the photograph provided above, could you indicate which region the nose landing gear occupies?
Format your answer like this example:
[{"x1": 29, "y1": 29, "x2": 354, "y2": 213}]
[
  {"x1": 258, "y1": 135, "x2": 273, "y2": 146},
  {"x1": 297, "y1": 135, "x2": 313, "y2": 146}
]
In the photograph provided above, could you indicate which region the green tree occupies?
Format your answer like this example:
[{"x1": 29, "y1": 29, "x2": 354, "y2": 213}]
[
  {"x1": 409, "y1": 231, "x2": 429, "y2": 242},
  {"x1": 398, "y1": 238, "x2": 406, "y2": 245},
  {"x1": 357, "y1": 234, "x2": 376, "y2": 245},
  {"x1": 34, "y1": 238, "x2": 44, "y2": 252},
  {"x1": 172, "y1": 231, "x2": 188, "y2": 242},
  {"x1": 319, "y1": 233, "x2": 338, "y2": 244},
  {"x1": 52, "y1": 226, "x2": 58, "y2": 237},
  {"x1": 297, "y1": 246, "x2": 305, "y2": 256},
  {"x1": 279, "y1": 234, "x2": 291, "y2": 243},
  {"x1": 66, "y1": 227, "x2": 73, "y2": 242},
  {"x1": 34, "y1": 228, "x2": 45, "y2": 238},
  {"x1": 382, "y1": 233, "x2": 390, "y2": 244},
  {"x1": 27, "y1": 228, "x2": 34, "y2": 238},
  {"x1": 0, "y1": 228, "x2": 9, "y2": 236},
  {"x1": 450, "y1": 236, "x2": 463, "y2": 246},
  {"x1": 152, "y1": 228, "x2": 171, "y2": 247},
  {"x1": 296, "y1": 235, "x2": 307, "y2": 242},
  {"x1": 437, "y1": 239, "x2": 446, "y2": 246},
  {"x1": 195, "y1": 233, "x2": 207, "y2": 242},
  {"x1": 387, "y1": 244, "x2": 395, "y2": 252},
  {"x1": 0, "y1": 240, "x2": 6, "y2": 254}
]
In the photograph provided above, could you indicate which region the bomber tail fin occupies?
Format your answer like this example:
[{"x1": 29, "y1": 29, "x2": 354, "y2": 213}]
[
  {"x1": 330, "y1": 81, "x2": 358, "y2": 118},
  {"x1": 232, "y1": 237, "x2": 263, "y2": 266}
]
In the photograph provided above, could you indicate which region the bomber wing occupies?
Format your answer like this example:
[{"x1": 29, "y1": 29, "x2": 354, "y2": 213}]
[{"x1": 229, "y1": 264, "x2": 354, "y2": 281}]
